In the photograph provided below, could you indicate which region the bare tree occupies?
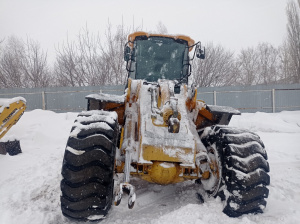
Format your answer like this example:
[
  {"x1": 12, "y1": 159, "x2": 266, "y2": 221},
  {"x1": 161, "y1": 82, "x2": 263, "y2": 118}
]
[
  {"x1": 54, "y1": 39, "x2": 84, "y2": 86},
  {"x1": 193, "y1": 43, "x2": 236, "y2": 87},
  {"x1": 0, "y1": 36, "x2": 25, "y2": 88},
  {"x1": 0, "y1": 36, "x2": 50, "y2": 88},
  {"x1": 156, "y1": 21, "x2": 168, "y2": 34},
  {"x1": 0, "y1": 38, "x2": 4, "y2": 50},
  {"x1": 21, "y1": 38, "x2": 50, "y2": 87},
  {"x1": 54, "y1": 27, "x2": 100, "y2": 87},
  {"x1": 75, "y1": 26, "x2": 103, "y2": 86},
  {"x1": 54, "y1": 23, "x2": 130, "y2": 87},
  {"x1": 278, "y1": 41, "x2": 294, "y2": 83},
  {"x1": 256, "y1": 43, "x2": 280, "y2": 84},
  {"x1": 286, "y1": 0, "x2": 300, "y2": 83},
  {"x1": 235, "y1": 47, "x2": 261, "y2": 85},
  {"x1": 99, "y1": 23, "x2": 130, "y2": 85}
]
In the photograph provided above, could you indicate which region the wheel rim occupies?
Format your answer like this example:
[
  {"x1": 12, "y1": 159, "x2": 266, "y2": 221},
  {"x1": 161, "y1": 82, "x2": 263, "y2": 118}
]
[{"x1": 201, "y1": 144, "x2": 222, "y2": 197}]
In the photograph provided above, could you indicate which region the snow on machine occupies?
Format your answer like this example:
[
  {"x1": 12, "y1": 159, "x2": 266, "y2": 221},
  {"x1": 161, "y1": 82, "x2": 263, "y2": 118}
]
[
  {"x1": 60, "y1": 32, "x2": 270, "y2": 221},
  {"x1": 0, "y1": 97, "x2": 26, "y2": 155}
]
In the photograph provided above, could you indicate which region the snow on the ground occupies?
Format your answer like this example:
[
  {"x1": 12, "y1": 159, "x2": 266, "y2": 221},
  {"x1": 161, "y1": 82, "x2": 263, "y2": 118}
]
[{"x1": 0, "y1": 109, "x2": 300, "y2": 224}]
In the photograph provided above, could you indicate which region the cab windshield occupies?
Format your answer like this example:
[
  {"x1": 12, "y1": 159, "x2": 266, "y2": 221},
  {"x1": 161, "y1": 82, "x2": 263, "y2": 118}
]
[{"x1": 131, "y1": 36, "x2": 189, "y2": 82}]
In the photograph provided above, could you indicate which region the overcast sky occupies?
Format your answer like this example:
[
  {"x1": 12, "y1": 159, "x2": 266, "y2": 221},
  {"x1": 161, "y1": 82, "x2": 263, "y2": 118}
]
[{"x1": 0, "y1": 0, "x2": 290, "y2": 62}]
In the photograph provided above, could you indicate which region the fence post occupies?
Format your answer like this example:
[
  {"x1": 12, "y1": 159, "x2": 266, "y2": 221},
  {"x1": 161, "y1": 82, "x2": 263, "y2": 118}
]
[
  {"x1": 213, "y1": 91, "x2": 217, "y2": 105},
  {"x1": 272, "y1": 89, "x2": 275, "y2": 113},
  {"x1": 42, "y1": 91, "x2": 46, "y2": 110}
]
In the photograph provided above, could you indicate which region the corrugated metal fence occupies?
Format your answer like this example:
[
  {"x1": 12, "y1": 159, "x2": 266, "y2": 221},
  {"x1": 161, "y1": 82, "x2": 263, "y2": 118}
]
[
  {"x1": 1, "y1": 83, "x2": 299, "y2": 113},
  {"x1": 196, "y1": 83, "x2": 300, "y2": 113}
]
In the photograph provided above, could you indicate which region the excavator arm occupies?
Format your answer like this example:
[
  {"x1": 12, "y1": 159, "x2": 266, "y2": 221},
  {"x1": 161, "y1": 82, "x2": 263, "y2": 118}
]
[{"x1": 0, "y1": 97, "x2": 26, "y2": 155}]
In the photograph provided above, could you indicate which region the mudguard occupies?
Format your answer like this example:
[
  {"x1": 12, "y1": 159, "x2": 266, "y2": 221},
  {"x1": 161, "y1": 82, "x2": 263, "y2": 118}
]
[
  {"x1": 195, "y1": 102, "x2": 241, "y2": 129},
  {"x1": 86, "y1": 93, "x2": 125, "y2": 125},
  {"x1": 206, "y1": 104, "x2": 241, "y2": 125}
]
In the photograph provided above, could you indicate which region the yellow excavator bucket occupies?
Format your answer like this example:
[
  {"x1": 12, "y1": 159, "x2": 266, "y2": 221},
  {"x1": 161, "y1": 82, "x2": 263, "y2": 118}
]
[{"x1": 0, "y1": 97, "x2": 26, "y2": 139}]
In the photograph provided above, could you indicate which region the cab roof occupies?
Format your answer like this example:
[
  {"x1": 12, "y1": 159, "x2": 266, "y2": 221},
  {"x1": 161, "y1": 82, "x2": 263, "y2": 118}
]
[{"x1": 128, "y1": 31, "x2": 195, "y2": 51}]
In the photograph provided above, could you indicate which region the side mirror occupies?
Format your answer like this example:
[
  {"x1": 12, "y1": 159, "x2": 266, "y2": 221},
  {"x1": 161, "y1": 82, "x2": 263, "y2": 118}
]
[
  {"x1": 196, "y1": 47, "x2": 205, "y2": 59},
  {"x1": 124, "y1": 46, "x2": 131, "y2": 62}
]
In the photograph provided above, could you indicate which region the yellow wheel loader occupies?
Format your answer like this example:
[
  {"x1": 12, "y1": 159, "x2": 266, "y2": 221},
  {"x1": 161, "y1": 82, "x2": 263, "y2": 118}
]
[
  {"x1": 60, "y1": 32, "x2": 270, "y2": 221},
  {"x1": 0, "y1": 97, "x2": 26, "y2": 155}
]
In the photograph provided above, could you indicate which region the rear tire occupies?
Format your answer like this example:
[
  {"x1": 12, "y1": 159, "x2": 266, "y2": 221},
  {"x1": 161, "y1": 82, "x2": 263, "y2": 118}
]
[
  {"x1": 60, "y1": 110, "x2": 119, "y2": 221},
  {"x1": 200, "y1": 125, "x2": 270, "y2": 217}
]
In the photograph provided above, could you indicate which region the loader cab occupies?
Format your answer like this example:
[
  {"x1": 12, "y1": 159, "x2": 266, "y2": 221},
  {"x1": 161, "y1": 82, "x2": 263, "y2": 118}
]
[{"x1": 124, "y1": 32, "x2": 196, "y2": 84}]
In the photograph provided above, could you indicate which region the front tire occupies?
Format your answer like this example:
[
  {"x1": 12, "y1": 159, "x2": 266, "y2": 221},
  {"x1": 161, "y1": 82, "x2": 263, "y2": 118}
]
[
  {"x1": 200, "y1": 125, "x2": 270, "y2": 217},
  {"x1": 60, "y1": 110, "x2": 119, "y2": 221}
]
